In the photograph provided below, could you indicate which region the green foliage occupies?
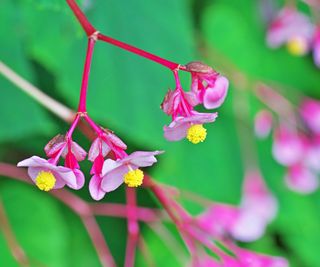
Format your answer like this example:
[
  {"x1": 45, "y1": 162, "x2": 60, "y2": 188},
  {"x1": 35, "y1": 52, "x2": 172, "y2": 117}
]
[{"x1": 1, "y1": 0, "x2": 320, "y2": 266}]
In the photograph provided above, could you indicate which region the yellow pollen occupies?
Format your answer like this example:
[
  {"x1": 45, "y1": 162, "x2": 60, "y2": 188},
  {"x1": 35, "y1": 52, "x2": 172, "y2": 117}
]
[
  {"x1": 186, "y1": 124, "x2": 207, "y2": 144},
  {"x1": 286, "y1": 37, "x2": 308, "y2": 56},
  {"x1": 35, "y1": 171, "x2": 56, "y2": 191},
  {"x1": 124, "y1": 169, "x2": 144, "y2": 187}
]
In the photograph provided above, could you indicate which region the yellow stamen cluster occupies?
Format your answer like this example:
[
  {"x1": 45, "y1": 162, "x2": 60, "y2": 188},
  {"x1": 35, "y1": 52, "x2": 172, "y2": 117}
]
[
  {"x1": 186, "y1": 124, "x2": 207, "y2": 144},
  {"x1": 124, "y1": 169, "x2": 144, "y2": 187},
  {"x1": 35, "y1": 171, "x2": 56, "y2": 191},
  {"x1": 286, "y1": 37, "x2": 308, "y2": 56}
]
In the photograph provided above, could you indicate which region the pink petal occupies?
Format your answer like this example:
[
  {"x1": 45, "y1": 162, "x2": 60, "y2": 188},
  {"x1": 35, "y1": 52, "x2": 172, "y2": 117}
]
[
  {"x1": 203, "y1": 76, "x2": 229, "y2": 109},
  {"x1": 71, "y1": 141, "x2": 87, "y2": 161},
  {"x1": 124, "y1": 151, "x2": 163, "y2": 167},
  {"x1": 88, "y1": 137, "x2": 111, "y2": 162},
  {"x1": 44, "y1": 134, "x2": 66, "y2": 157},
  {"x1": 89, "y1": 174, "x2": 106, "y2": 201},
  {"x1": 107, "y1": 132, "x2": 127, "y2": 150},
  {"x1": 164, "y1": 118, "x2": 190, "y2": 141},
  {"x1": 73, "y1": 169, "x2": 85, "y2": 190},
  {"x1": 17, "y1": 156, "x2": 48, "y2": 167},
  {"x1": 101, "y1": 159, "x2": 122, "y2": 176},
  {"x1": 101, "y1": 164, "x2": 129, "y2": 192},
  {"x1": 313, "y1": 28, "x2": 320, "y2": 67}
]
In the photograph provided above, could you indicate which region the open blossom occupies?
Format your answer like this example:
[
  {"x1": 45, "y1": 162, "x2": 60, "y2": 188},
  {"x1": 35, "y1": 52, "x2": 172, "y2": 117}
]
[
  {"x1": 254, "y1": 110, "x2": 273, "y2": 139},
  {"x1": 197, "y1": 171, "x2": 277, "y2": 242},
  {"x1": 267, "y1": 7, "x2": 314, "y2": 55},
  {"x1": 89, "y1": 149, "x2": 163, "y2": 200},
  {"x1": 17, "y1": 156, "x2": 84, "y2": 191}
]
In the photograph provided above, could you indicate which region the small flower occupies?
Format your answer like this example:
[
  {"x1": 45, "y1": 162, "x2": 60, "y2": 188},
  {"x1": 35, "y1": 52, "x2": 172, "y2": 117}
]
[
  {"x1": 17, "y1": 156, "x2": 84, "y2": 191},
  {"x1": 272, "y1": 126, "x2": 306, "y2": 166},
  {"x1": 285, "y1": 164, "x2": 319, "y2": 194},
  {"x1": 267, "y1": 7, "x2": 314, "y2": 56},
  {"x1": 89, "y1": 151, "x2": 163, "y2": 200},
  {"x1": 254, "y1": 110, "x2": 273, "y2": 139},
  {"x1": 300, "y1": 98, "x2": 320, "y2": 134},
  {"x1": 163, "y1": 112, "x2": 217, "y2": 143}
]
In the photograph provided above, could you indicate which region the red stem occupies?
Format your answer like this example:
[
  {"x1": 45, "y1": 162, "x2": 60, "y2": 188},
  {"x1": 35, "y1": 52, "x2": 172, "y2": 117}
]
[
  {"x1": 98, "y1": 33, "x2": 182, "y2": 70},
  {"x1": 66, "y1": 0, "x2": 96, "y2": 36},
  {"x1": 77, "y1": 38, "x2": 96, "y2": 112},
  {"x1": 124, "y1": 188, "x2": 139, "y2": 267}
]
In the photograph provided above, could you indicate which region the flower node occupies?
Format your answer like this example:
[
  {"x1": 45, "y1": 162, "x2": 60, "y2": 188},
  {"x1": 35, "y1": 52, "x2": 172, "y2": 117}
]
[
  {"x1": 187, "y1": 124, "x2": 207, "y2": 144},
  {"x1": 124, "y1": 169, "x2": 144, "y2": 187},
  {"x1": 35, "y1": 171, "x2": 56, "y2": 191}
]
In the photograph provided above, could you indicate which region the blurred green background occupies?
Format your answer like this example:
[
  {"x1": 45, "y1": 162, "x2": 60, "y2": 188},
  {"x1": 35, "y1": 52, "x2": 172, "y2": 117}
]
[{"x1": 1, "y1": 0, "x2": 320, "y2": 266}]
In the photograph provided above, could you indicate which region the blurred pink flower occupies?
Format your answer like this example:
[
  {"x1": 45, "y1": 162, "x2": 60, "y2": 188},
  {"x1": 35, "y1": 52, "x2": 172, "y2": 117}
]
[
  {"x1": 300, "y1": 98, "x2": 320, "y2": 134},
  {"x1": 17, "y1": 156, "x2": 84, "y2": 190},
  {"x1": 285, "y1": 164, "x2": 319, "y2": 194},
  {"x1": 254, "y1": 110, "x2": 273, "y2": 139},
  {"x1": 267, "y1": 7, "x2": 314, "y2": 55},
  {"x1": 272, "y1": 126, "x2": 306, "y2": 166},
  {"x1": 197, "y1": 171, "x2": 277, "y2": 242}
]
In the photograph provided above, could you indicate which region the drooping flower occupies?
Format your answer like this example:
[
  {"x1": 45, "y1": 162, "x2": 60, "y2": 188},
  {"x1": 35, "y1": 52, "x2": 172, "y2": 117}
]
[
  {"x1": 197, "y1": 171, "x2": 277, "y2": 242},
  {"x1": 254, "y1": 110, "x2": 273, "y2": 139},
  {"x1": 17, "y1": 156, "x2": 84, "y2": 191},
  {"x1": 164, "y1": 112, "x2": 217, "y2": 144},
  {"x1": 267, "y1": 7, "x2": 314, "y2": 56}
]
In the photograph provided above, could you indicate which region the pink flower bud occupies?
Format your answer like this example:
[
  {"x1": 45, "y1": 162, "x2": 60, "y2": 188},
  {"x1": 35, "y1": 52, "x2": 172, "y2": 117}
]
[{"x1": 203, "y1": 76, "x2": 229, "y2": 109}]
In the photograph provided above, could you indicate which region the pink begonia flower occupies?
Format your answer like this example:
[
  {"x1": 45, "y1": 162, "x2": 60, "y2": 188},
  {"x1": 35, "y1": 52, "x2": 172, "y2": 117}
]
[
  {"x1": 231, "y1": 171, "x2": 278, "y2": 242},
  {"x1": 285, "y1": 164, "x2": 319, "y2": 194},
  {"x1": 254, "y1": 110, "x2": 273, "y2": 139},
  {"x1": 313, "y1": 26, "x2": 320, "y2": 67},
  {"x1": 163, "y1": 112, "x2": 217, "y2": 142},
  {"x1": 267, "y1": 7, "x2": 314, "y2": 55},
  {"x1": 272, "y1": 126, "x2": 306, "y2": 166},
  {"x1": 197, "y1": 171, "x2": 277, "y2": 242},
  {"x1": 17, "y1": 156, "x2": 85, "y2": 191},
  {"x1": 89, "y1": 151, "x2": 163, "y2": 200},
  {"x1": 300, "y1": 98, "x2": 320, "y2": 134}
]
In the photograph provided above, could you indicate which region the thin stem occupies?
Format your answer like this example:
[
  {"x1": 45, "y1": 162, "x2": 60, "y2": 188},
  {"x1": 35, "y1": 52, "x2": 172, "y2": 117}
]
[
  {"x1": 98, "y1": 33, "x2": 183, "y2": 71},
  {"x1": 66, "y1": 0, "x2": 96, "y2": 36},
  {"x1": 83, "y1": 114, "x2": 104, "y2": 135},
  {"x1": 66, "y1": 114, "x2": 81, "y2": 139},
  {"x1": 0, "y1": 61, "x2": 74, "y2": 122},
  {"x1": 0, "y1": 200, "x2": 30, "y2": 267},
  {"x1": 78, "y1": 37, "x2": 96, "y2": 112},
  {"x1": 124, "y1": 188, "x2": 139, "y2": 267}
]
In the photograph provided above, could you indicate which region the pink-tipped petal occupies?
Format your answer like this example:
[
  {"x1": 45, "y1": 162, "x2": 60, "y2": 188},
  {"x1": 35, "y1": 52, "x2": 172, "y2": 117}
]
[
  {"x1": 300, "y1": 98, "x2": 320, "y2": 134},
  {"x1": 124, "y1": 151, "x2": 163, "y2": 167},
  {"x1": 203, "y1": 76, "x2": 229, "y2": 109},
  {"x1": 73, "y1": 169, "x2": 85, "y2": 190},
  {"x1": 88, "y1": 137, "x2": 111, "y2": 162},
  {"x1": 44, "y1": 134, "x2": 65, "y2": 158},
  {"x1": 164, "y1": 118, "x2": 190, "y2": 141},
  {"x1": 71, "y1": 141, "x2": 87, "y2": 161},
  {"x1": 89, "y1": 174, "x2": 106, "y2": 201}
]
